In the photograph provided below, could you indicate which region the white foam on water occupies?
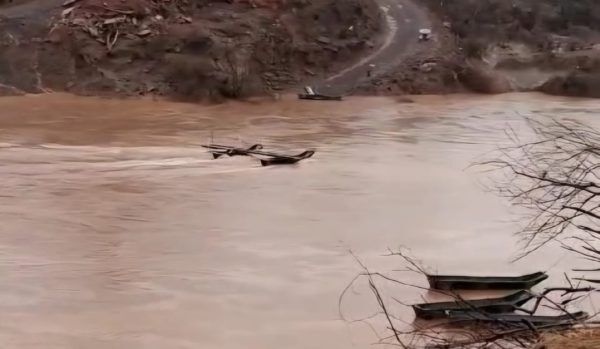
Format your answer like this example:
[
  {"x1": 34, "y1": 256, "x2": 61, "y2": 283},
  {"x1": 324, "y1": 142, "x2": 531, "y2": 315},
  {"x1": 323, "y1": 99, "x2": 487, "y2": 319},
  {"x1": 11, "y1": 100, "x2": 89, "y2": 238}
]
[{"x1": 0, "y1": 142, "x2": 271, "y2": 180}]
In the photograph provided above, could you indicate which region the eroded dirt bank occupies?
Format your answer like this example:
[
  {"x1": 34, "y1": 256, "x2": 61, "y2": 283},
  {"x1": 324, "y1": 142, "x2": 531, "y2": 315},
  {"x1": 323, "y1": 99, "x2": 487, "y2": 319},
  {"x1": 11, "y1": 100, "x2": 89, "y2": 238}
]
[
  {"x1": 0, "y1": 0, "x2": 383, "y2": 100},
  {"x1": 2, "y1": 0, "x2": 600, "y2": 99}
]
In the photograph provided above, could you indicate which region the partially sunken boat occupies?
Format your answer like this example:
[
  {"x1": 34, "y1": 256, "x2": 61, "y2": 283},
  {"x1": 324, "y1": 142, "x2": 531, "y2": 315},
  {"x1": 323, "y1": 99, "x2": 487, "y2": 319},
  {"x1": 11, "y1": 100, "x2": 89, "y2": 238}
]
[
  {"x1": 255, "y1": 150, "x2": 315, "y2": 166},
  {"x1": 201, "y1": 144, "x2": 263, "y2": 159},
  {"x1": 412, "y1": 290, "x2": 534, "y2": 320},
  {"x1": 426, "y1": 271, "x2": 548, "y2": 290},
  {"x1": 202, "y1": 143, "x2": 315, "y2": 166},
  {"x1": 298, "y1": 86, "x2": 342, "y2": 101},
  {"x1": 447, "y1": 311, "x2": 588, "y2": 326}
]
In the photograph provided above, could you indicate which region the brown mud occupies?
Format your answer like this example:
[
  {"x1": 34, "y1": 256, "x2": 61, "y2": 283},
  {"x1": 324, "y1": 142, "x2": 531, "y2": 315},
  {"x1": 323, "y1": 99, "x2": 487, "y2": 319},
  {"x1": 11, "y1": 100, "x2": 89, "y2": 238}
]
[
  {"x1": 542, "y1": 328, "x2": 600, "y2": 349},
  {"x1": 0, "y1": 0, "x2": 383, "y2": 100},
  {"x1": 3, "y1": 0, "x2": 600, "y2": 101}
]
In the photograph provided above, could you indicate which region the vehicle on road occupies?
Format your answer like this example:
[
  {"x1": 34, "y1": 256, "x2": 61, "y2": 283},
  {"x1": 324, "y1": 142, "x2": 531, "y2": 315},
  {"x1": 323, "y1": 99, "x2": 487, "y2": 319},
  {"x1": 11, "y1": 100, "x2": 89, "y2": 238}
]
[{"x1": 418, "y1": 28, "x2": 431, "y2": 41}]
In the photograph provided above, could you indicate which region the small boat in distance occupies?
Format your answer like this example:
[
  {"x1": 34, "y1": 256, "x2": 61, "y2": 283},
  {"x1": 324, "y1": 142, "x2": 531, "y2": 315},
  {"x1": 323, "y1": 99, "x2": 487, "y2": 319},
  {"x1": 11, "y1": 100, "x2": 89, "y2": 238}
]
[
  {"x1": 426, "y1": 271, "x2": 548, "y2": 290},
  {"x1": 256, "y1": 150, "x2": 315, "y2": 166},
  {"x1": 298, "y1": 94, "x2": 342, "y2": 101},
  {"x1": 298, "y1": 86, "x2": 342, "y2": 101},
  {"x1": 412, "y1": 290, "x2": 534, "y2": 320}
]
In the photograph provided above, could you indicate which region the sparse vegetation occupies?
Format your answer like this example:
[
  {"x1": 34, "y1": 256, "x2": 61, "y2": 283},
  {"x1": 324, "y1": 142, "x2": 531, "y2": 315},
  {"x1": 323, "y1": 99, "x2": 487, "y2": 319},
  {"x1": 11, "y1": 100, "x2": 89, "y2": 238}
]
[
  {"x1": 417, "y1": 0, "x2": 600, "y2": 97},
  {"x1": 0, "y1": 0, "x2": 382, "y2": 99}
]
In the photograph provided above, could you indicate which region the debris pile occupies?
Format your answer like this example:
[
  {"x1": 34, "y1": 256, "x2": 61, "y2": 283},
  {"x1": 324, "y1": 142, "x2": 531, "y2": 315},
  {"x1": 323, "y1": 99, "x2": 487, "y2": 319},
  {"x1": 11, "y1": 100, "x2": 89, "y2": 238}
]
[
  {"x1": 54, "y1": 0, "x2": 190, "y2": 52},
  {"x1": 0, "y1": 0, "x2": 383, "y2": 99}
]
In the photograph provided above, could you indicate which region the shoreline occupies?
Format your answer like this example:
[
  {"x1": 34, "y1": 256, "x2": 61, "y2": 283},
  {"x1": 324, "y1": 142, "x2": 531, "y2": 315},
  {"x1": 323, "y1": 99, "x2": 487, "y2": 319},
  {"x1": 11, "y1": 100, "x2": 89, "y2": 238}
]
[
  {"x1": 2, "y1": 0, "x2": 600, "y2": 101},
  {"x1": 2, "y1": 90, "x2": 598, "y2": 105}
]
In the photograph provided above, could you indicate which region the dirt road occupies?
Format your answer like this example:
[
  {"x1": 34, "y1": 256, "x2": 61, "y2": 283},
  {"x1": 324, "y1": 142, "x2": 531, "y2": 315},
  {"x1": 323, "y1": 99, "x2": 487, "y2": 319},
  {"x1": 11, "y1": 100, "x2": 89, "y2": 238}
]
[
  {"x1": 0, "y1": 0, "x2": 432, "y2": 97},
  {"x1": 320, "y1": 0, "x2": 431, "y2": 94}
]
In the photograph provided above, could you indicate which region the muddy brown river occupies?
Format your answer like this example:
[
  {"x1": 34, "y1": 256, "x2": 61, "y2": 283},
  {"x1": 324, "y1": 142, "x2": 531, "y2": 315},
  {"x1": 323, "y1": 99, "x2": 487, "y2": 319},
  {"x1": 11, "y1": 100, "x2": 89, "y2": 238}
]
[{"x1": 0, "y1": 93, "x2": 599, "y2": 348}]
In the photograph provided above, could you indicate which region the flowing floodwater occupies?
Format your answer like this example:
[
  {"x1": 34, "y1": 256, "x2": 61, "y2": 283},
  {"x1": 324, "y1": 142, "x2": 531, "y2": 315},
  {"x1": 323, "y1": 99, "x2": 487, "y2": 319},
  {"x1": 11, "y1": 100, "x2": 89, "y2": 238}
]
[{"x1": 0, "y1": 93, "x2": 599, "y2": 348}]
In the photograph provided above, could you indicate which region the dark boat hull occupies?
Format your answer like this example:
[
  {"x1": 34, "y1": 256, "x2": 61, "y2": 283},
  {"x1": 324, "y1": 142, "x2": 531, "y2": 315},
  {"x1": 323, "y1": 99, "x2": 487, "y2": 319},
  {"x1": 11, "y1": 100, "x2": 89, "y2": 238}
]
[
  {"x1": 259, "y1": 150, "x2": 315, "y2": 167},
  {"x1": 427, "y1": 272, "x2": 548, "y2": 290},
  {"x1": 211, "y1": 151, "x2": 227, "y2": 159},
  {"x1": 448, "y1": 311, "x2": 588, "y2": 326},
  {"x1": 203, "y1": 144, "x2": 315, "y2": 166},
  {"x1": 412, "y1": 290, "x2": 534, "y2": 320},
  {"x1": 298, "y1": 94, "x2": 342, "y2": 101},
  {"x1": 260, "y1": 157, "x2": 301, "y2": 166},
  {"x1": 203, "y1": 144, "x2": 263, "y2": 159}
]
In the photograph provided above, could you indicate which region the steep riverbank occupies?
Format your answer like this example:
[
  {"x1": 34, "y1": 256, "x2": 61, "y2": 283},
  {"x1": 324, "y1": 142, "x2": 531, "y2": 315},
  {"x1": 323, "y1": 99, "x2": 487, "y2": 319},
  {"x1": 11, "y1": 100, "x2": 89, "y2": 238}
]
[
  {"x1": 0, "y1": 0, "x2": 383, "y2": 100},
  {"x1": 415, "y1": 0, "x2": 600, "y2": 98},
  {"x1": 2, "y1": 0, "x2": 600, "y2": 100}
]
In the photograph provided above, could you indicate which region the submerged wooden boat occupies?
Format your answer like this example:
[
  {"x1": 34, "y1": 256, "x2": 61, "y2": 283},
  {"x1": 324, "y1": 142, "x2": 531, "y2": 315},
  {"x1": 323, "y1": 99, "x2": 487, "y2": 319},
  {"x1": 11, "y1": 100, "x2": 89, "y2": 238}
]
[
  {"x1": 203, "y1": 144, "x2": 315, "y2": 166},
  {"x1": 202, "y1": 144, "x2": 263, "y2": 159},
  {"x1": 427, "y1": 272, "x2": 548, "y2": 290},
  {"x1": 298, "y1": 94, "x2": 342, "y2": 101},
  {"x1": 257, "y1": 150, "x2": 315, "y2": 166},
  {"x1": 448, "y1": 310, "x2": 588, "y2": 326},
  {"x1": 412, "y1": 290, "x2": 534, "y2": 320}
]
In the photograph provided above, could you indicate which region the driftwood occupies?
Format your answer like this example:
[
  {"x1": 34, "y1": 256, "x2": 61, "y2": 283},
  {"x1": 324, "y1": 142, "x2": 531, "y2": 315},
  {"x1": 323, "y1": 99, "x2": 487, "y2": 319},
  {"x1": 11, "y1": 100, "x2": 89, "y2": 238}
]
[
  {"x1": 62, "y1": 0, "x2": 80, "y2": 6},
  {"x1": 61, "y1": 6, "x2": 75, "y2": 17},
  {"x1": 101, "y1": 6, "x2": 135, "y2": 15},
  {"x1": 105, "y1": 29, "x2": 119, "y2": 52},
  {"x1": 55, "y1": 0, "x2": 165, "y2": 53}
]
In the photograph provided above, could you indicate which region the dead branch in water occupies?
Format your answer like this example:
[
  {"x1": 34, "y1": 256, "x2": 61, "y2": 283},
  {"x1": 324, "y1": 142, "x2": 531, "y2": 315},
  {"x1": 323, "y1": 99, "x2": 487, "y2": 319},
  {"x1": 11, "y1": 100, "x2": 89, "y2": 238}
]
[{"x1": 346, "y1": 251, "x2": 407, "y2": 348}]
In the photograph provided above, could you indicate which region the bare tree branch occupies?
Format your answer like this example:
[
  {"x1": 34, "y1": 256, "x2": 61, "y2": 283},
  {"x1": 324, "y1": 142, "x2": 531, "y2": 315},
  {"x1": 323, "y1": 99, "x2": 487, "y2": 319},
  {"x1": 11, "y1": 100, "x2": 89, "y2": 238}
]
[{"x1": 475, "y1": 117, "x2": 600, "y2": 263}]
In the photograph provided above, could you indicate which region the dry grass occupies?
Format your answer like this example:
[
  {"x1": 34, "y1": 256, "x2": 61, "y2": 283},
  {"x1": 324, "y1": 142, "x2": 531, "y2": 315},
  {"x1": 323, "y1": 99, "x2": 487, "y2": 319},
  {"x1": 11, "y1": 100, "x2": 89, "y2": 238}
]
[{"x1": 541, "y1": 328, "x2": 600, "y2": 349}]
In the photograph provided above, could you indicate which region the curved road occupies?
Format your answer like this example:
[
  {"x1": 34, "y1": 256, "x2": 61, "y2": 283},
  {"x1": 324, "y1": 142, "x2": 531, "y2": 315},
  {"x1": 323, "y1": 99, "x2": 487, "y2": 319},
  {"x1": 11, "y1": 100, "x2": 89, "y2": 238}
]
[
  {"x1": 0, "y1": 0, "x2": 431, "y2": 95},
  {"x1": 320, "y1": 0, "x2": 431, "y2": 94}
]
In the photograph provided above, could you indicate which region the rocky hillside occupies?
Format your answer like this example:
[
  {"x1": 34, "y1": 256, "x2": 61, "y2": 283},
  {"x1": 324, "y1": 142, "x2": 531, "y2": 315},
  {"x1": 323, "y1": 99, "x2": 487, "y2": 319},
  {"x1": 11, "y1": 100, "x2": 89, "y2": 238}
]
[
  {"x1": 0, "y1": 0, "x2": 382, "y2": 100},
  {"x1": 421, "y1": 0, "x2": 600, "y2": 97},
  {"x1": 4, "y1": 0, "x2": 599, "y2": 99}
]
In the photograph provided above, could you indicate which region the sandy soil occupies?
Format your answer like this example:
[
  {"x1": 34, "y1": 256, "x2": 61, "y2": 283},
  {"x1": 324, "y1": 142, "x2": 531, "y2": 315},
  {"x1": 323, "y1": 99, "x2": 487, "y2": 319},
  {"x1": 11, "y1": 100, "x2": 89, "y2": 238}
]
[{"x1": 542, "y1": 328, "x2": 600, "y2": 349}]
